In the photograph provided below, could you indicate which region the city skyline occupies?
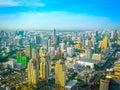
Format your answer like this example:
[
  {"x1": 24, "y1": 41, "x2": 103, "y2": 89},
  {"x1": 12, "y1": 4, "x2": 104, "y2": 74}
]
[{"x1": 0, "y1": 0, "x2": 120, "y2": 30}]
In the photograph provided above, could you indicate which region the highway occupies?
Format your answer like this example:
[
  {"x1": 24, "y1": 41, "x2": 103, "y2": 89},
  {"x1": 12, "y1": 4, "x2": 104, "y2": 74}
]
[{"x1": 94, "y1": 44, "x2": 120, "y2": 70}]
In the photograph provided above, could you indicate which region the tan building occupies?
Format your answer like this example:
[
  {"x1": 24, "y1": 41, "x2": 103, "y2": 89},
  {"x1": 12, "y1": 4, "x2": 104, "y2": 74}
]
[
  {"x1": 55, "y1": 59, "x2": 66, "y2": 87},
  {"x1": 27, "y1": 59, "x2": 39, "y2": 85},
  {"x1": 32, "y1": 48, "x2": 37, "y2": 59},
  {"x1": 25, "y1": 44, "x2": 32, "y2": 58},
  {"x1": 40, "y1": 52, "x2": 49, "y2": 80},
  {"x1": 113, "y1": 61, "x2": 120, "y2": 79},
  {"x1": 102, "y1": 36, "x2": 108, "y2": 52},
  {"x1": 92, "y1": 54, "x2": 101, "y2": 61},
  {"x1": 99, "y1": 79, "x2": 109, "y2": 90}
]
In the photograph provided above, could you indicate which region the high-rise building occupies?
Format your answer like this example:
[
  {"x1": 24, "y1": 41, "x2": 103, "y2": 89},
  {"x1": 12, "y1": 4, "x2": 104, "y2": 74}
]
[
  {"x1": 85, "y1": 47, "x2": 92, "y2": 59},
  {"x1": 48, "y1": 38, "x2": 51, "y2": 47},
  {"x1": 27, "y1": 59, "x2": 39, "y2": 85},
  {"x1": 25, "y1": 43, "x2": 32, "y2": 58},
  {"x1": 67, "y1": 47, "x2": 75, "y2": 57},
  {"x1": 53, "y1": 29, "x2": 56, "y2": 47},
  {"x1": 93, "y1": 31, "x2": 100, "y2": 53},
  {"x1": 95, "y1": 31, "x2": 99, "y2": 41},
  {"x1": 113, "y1": 59, "x2": 120, "y2": 79},
  {"x1": 102, "y1": 36, "x2": 108, "y2": 51},
  {"x1": 32, "y1": 48, "x2": 37, "y2": 59},
  {"x1": 53, "y1": 29, "x2": 56, "y2": 37},
  {"x1": 55, "y1": 59, "x2": 66, "y2": 87},
  {"x1": 94, "y1": 38, "x2": 99, "y2": 53},
  {"x1": 35, "y1": 35, "x2": 41, "y2": 44},
  {"x1": 40, "y1": 52, "x2": 49, "y2": 81},
  {"x1": 60, "y1": 42, "x2": 66, "y2": 51}
]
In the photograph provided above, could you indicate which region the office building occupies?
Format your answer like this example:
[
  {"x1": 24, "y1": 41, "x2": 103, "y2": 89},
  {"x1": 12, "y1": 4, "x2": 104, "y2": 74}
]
[
  {"x1": 67, "y1": 47, "x2": 75, "y2": 57},
  {"x1": 27, "y1": 59, "x2": 39, "y2": 85},
  {"x1": 113, "y1": 59, "x2": 120, "y2": 79},
  {"x1": 32, "y1": 48, "x2": 37, "y2": 59},
  {"x1": 102, "y1": 36, "x2": 108, "y2": 52},
  {"x1": 85, "y1": 47, "x2": 92, "y2": 59},
  {"x1": 55, "y1": 59, "x2": 66, "y2": 87},
  {"x1": 40, "y1": 52, "x2": 49, "y2": 81},
  {"x1": 60, "y1": 42, "x2": 66, "y2": 51},
  {"x1": 25, "y1": 44, "x2": 32, "y2": 58}
]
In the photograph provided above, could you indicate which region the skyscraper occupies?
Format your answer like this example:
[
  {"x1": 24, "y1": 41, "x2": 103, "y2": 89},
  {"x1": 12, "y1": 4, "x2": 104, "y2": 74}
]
[
  {"x1": 93, "y1": 31, "x2": 99, "y2": 53},
  {"x1": 25, "y1": 43, "x2": 32, "y2": 58},
  {"x1": 53, "y1": 29, "x2": 57, "y2": 49},
  {"x1": 53, "y1": 29, "x2": 56, "y2": 37},
  {"x1": 27, "y1": 59, "x2": 39, "y2": 85},
  {"x1": 55, "y1": 59, "x2": 66, "y2": 87},
  {"x1": 67, "y1": 47, "x2": 75, "y2": 57},
  {"x1": 102, "y1": 36, "x2": 108, "y2": 51},
  {"x1": 40, "y1": 52, "x2": 49, "y2": 81},
  {"x1": 32, "y1": 48, "x2": 37, "y2": 59},
  {"x1": 85, "y1": 47, "x2": 92, "y2": 59}
]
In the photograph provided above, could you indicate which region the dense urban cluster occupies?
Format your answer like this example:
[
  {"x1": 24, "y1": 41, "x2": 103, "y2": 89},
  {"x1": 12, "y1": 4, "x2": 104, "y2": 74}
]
[{"x1": 0, "y1": 29, "x2": 120, "y2": 90}]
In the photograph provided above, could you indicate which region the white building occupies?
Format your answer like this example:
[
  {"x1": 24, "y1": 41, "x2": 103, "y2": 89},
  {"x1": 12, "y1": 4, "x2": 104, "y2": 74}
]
[
  {"x1": 67, "y1": 47, "x2": 75, "y2": 57},
  {"x1": 60, "y1": 42, "x2": 66, "y2": 51},
  {"x1": 76, "y1": 58, "x2": 99, "y2": 68}
]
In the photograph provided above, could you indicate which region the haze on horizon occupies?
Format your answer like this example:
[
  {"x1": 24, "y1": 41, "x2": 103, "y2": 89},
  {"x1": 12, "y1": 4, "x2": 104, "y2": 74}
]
[{"x1": 0, "y1": 0, "x2": 120, "y2": 30}]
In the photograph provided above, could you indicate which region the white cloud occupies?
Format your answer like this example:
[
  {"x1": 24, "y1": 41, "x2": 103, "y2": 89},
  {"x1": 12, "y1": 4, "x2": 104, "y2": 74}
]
[
  {"x1": 0, "y1": 11, "x2": 116, "y2": 30},
  {"x1": 16, "y1": 0, "x2": 45, "y2": 7},
  {"x1": 0, "y1": 0, "x2": 45, "y2": 7},
  {"x1": 0, "y1": 0, "x2": 18, "y2": 6}
]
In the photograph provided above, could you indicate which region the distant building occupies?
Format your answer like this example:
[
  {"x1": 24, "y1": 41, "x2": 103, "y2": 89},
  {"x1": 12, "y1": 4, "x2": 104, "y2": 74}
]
[{"x1": 55, "y1": 59, "x2": 66, "y2": 87}]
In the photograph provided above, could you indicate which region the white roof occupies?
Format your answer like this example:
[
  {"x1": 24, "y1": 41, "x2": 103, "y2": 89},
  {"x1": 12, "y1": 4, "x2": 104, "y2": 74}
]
[{"x1": 65, "y1": 80, "x2": 77, "y2": 88}]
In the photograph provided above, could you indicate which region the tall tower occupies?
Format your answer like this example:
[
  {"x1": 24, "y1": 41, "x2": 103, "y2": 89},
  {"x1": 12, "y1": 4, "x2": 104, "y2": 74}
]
[
  {"x1": 25, "y1": 43, "x2": 32, "y2": 58},
  {"x1": 27, "y1": 59, "x2": 39, "y2": 85},
  {"x1": 53, "y1": 29, "x2": 56, "y2": 37},
  {"x1": 55, "y1": 59, "x2": 66, "y2": 87},
  {"x1": 32, "y1": 48, "x2": 37, "y2": 59},
  {"x1": 40, "y1": 52, "x2": 49, "y2": 81},
  {"x1": 102, "y1": 36, "x2": 108, "y2": 51},
  {"x1": 53, "y1": 29, "x2": 56, "y2": 49},
  {"x1": 93, "y1": 31, "x2": 99, "y2": 53}
]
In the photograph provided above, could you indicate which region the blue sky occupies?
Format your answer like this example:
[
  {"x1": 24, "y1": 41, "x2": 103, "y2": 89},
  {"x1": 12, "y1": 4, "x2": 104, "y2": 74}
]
[{"x1": 0, "y1": 0, "x2": 120, "y2": 30}]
